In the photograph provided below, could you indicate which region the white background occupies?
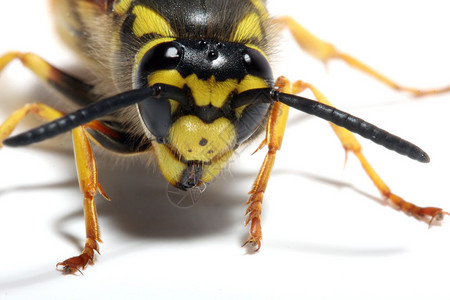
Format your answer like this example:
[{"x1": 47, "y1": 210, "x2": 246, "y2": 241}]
[{"x1": 1, "y1": 1, "x2": 450, "y2": 299}]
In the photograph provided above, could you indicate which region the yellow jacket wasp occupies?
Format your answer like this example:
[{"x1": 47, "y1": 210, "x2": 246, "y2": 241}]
[{"x1": 0, "y1": 0, "x2": 448, "y2": 274}]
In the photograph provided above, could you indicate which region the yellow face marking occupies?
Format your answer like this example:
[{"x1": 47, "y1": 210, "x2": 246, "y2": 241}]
[
  {"x1": 152, "y1": 143, "x2": 186, "y2": 187},
  {"x1": 169, "y1": 116, "x2": 236, "y2": 162},
  {"x1": 236, "y1": 75, "x2": 269, "y2": 93},
  {"x1": 185, "y1": 75, "x2": 238, "y2": 107},
  {"x1": 234, "y1": 75, "x2": 269, "y2": 118},
  {"x1": 113, "y1": 0, "x2": 133, "y2": 15},
  {"x1": 231, "y1": 13, "x2": 263, "y2": 43},
  {"x1": 132, "y1": 5, "x2": 174, "y2": 38},
  {"x1": 148, "y1": 69, "x2": 185, "y2": 88},
  {"x1": 201, "y1": 151, "x2": 234, "y2": 183},
  {"x1": 148, "y1": 71, "x2": 239, "y2": 108},
  {"x1": 153, "y1": 142, "x2": 234, "y2": 187},
  {"x1": 152, "y1": 115, "x2": 236, "y2": 186}
]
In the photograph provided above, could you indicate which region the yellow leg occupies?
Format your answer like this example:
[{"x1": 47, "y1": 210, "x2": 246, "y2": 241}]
[
  {"x1": 292, "y1": 81, "x2": 449, "y2": 224},
  {"x1": 56, "y1": 126, "x2": 108, "y2": 273},
  {"x1": 244, "y1": 77, "x2": 291, "y2": 250},
  {"x1": 274, "y1": 16, "x2": 450, "y2": 96},
  {"x1": 0, "y1": 52, "x2": 55, "y2": 82},
  {"x1": 0, "y1": 102, "x2": 63, "y2": 147},
  {"x1": 0, "y1": 103, "x2": 107, "y2": 273}
]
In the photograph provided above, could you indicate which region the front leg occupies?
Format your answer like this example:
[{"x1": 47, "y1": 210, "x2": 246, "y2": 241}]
[
  {"x1": 1, "y1": 51, "x2": 109, "y2": 273},
  {"x1": 56, "y1": 126, "x2": 108, "y2": 273},
  {"x1": 243, "y1": 77, "x2": 291, "y2": 251},
  {"x1": 0, "y1": 102, "x2": 108, "y2": 273}
]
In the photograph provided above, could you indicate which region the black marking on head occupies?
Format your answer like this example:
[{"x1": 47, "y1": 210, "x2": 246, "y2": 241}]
[
  {"x1": 136, "y1": 39, "x2": 273, "y2": 84},
  {"x1": 175, "y1": 39, "x2": 273, "y2": 82}
]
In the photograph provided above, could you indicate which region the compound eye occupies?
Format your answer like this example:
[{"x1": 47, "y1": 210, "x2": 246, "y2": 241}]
[
  {"x1": 138, "y1": 97, "x2": 171, "y2": 144},
  {"x1": 136, "y1": 42, "x2": 183, "y2": 88},
  {"x1": 242, "y1": 48, "x2": 273, "y2": 82},
  {"x1": 136, "y1": 42, "x2": 183, "y2": 143}
]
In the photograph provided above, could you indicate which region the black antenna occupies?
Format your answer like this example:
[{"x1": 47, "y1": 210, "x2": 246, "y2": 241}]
[
  {"x1": 4, "y1": 86, "x2": 429, "y2": 163},
  {"x1": 233, "y1": 88, "x2": 429, "y2": 163},
  {"x1": 3, "y1": 84, "x2": 186, "y2": 147}
]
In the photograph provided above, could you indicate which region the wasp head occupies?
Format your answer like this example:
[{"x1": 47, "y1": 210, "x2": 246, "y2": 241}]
[{"x1": 135, "y1": 39, "x2": 273, "y2": 189}]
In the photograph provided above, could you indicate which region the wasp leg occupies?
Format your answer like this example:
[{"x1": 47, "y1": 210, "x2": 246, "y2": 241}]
[
  {"x1": 273, "y1": 17, "x2": 450, "y2": 96},
  {"x1": 292, "y1": 80, "x2": 449, "y2": 225},
  {"x1": 243, "y1": 77, "x2": 290, "y2": 250},
  {"x1": 0, "y1": 51, "x2": 96, "y2": 106},
  {"x1": 0, "y1": 103, "x2": 108, "y2": 273},
  {"x1": 56, "y1": 125, "x2": 108, "y2": 274},
  {"x1": 0, "y1": 102, "x2": 65, "y2": 146}
]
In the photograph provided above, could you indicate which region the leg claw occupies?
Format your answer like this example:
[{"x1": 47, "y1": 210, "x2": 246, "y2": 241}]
[
  {"x1": 56, "y1": 253, "x2": 93, "y2": 274},
  {"x1": 242, "y1": 237, "x2": 262, "y2": 252},
  {"x1": 56, "y1": 244, "x2": 98, "y2": 274},
  {"x1": 426, "y1": 208, "x2": 450, "y2": 228}
]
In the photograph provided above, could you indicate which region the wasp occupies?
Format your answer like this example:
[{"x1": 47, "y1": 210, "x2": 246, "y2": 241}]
[{"x1": 0, "y1": 0, "x2": 449, "y2": 274}]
